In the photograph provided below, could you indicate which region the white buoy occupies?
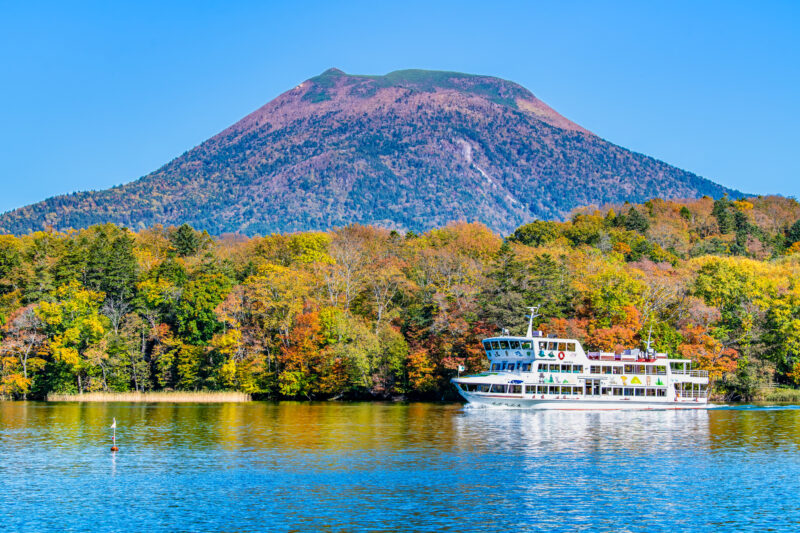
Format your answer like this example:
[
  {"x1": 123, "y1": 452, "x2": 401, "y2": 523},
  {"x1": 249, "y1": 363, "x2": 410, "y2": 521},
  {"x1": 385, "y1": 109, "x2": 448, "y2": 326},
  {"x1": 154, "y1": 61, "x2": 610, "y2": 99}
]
[{"x1": 110, "y1": 417, "x2": 119, "y2": 452}]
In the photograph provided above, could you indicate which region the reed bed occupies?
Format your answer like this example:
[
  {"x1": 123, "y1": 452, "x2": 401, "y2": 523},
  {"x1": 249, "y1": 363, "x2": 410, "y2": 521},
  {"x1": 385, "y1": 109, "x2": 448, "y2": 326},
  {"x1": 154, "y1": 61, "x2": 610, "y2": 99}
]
[
  {"x1": 756, "y1": 387, "x2": 800, "y2": 403},
  {"x1": 46, "y1": 391, "x2": 251, "y2": 403}
]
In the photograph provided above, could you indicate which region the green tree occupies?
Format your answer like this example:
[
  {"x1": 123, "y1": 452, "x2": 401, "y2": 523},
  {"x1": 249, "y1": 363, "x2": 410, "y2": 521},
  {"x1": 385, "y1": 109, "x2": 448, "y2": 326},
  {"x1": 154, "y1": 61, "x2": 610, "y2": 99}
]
[
  {"x1": 712, "y1": 197, "x2": 734, "y2": 234},
  {"x1": 787, "y1": 219, "x2": 800, "y2": 244},
  {"x1": 481, "y1": 243, "x2": 528, "y2": 333},
  {"x1": 175, "y1": 273, "x2": 232, "y2": 344},
  {"x1": 624, "y1": 207, "x2": 650, "y2": 233},
  {"x1": 169, "y1": 224, "x2": 202, "y2": 257},
  {"x1": 508, "y1": 220, "x2": 561, "y2": 247}
]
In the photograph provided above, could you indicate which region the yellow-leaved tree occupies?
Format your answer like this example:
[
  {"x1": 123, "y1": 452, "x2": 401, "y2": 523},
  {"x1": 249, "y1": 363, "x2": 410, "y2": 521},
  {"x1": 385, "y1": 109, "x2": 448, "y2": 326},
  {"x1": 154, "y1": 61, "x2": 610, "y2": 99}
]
[{"x1": 35, "y1": 281, "x2": 108, "y2": 393}]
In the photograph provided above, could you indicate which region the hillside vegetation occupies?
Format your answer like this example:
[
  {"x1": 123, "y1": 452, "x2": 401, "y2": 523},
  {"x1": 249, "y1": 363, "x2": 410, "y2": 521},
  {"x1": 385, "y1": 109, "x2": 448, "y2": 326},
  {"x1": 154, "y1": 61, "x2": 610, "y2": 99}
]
[
  {"x1": 0, "y1": 68, "x2": 739, "y2": 236},
  {"x1": 2, "y1": 195, "x2": 799, "y2": 401}
]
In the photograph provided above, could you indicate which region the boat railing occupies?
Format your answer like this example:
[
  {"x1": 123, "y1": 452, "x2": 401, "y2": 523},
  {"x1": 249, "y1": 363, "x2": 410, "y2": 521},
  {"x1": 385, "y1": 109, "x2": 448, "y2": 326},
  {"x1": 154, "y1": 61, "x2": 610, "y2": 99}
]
[
  {"x1": 672, "y1": 369, "x2": 709, "y2": 378},
  {"x1": 675, "y1": 389, "x2": 708, "y2": 399}
]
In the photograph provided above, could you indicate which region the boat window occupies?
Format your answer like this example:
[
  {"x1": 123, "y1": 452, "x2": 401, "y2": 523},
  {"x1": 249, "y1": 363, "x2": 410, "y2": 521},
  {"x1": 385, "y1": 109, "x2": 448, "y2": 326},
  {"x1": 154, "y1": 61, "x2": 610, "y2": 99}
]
[
  {"x1": 623, "y1": 388, "x2": 633, "y2": 396},
  {"x1": 521, "y1": 341, "x2": 533, "y2": 350},
  {"x1": 509, "y1": 385, "x2": 522, "y2": 394},
  {"x1": 560, "y1": 386, "x2": 571, "y2": 395},
  {"x1": 548, "y1": 342, "x2": 558, "y2": 350},
  {"x1": 525, "y1": 385, "x2": 536, "y2": 394},
  {"x1": 477, "y1": 384, "x2": 490, "y2": 392},
  {"x1": 612, "y1": 366, "x2": 623, "y2": 375},
  {"x1": 536, "y1": 386, "x2": 546, "y2": 394},
  {"x1": 624, "y1": 364, "x2": 633, "y2": 373},
  {"x1": 657, "y1": 389, "x2": 666, "y2": 397},
  {"x1": 522, "y1": 363, "x2": 531, "y2": 372},
  {"x1": 602, "y1": 387, "x2": 612, "y2": 395},
  {"x1": 573, "y1": 365, "x2": 583, "y2": 373},
  {"x1": 482, "y1": 341, "x2": 491, "y2": 350},
  {"x1": 548, "y1": 386, "x2": 559, "y2": 394},
  {"x1": 499, "y1": 340, "x2": 509, "y2": 349},
  {"x1": 566, "y1": 342, "x2": 576, "y2": 352},
  {"x1": 490, "y1": 384, "x2": 507, "y2": 393},
  {"x1": 491, "y1": 363, "x2": 501, "y2": 371},
  {"x1": 646, "y1": 389, "x2": 656, "y2": 397},
  {"x1": 509, "y1": 341, "x2": 521, "y2": 349},
  {"x1": 613, "y1": 387, "x2": 622, "y2": 396},
  {"x1": 602, "y1": 366, "x2": 613, "y2": 374},
  {"x1": 549, "y1": 364, "x2": 560, "y2": 372},
  {"x1": 655, "y1": 366, "x2": 666, "y2": 375},
  {"x1": 634, "y1": 365, "x2": 645, "y2": 374},
  {"x1": 590, "y1": 365, "x2": 601, "y2": 374},
  {"x1": 561, "y1": 364, "x2": 571, "y2": 373},
  {"x1": 634, "y1": 388, "x2": 645, "y2": 396},
  {"x1": 558, "y1": 342, "x2": 566, "y2": 351}
]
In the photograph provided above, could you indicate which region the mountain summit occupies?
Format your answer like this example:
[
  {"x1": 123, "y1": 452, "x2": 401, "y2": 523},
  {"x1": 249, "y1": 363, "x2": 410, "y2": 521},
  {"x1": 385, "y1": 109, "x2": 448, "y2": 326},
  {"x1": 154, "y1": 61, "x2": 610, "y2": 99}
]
[{"x1": 0, "y1": 68, "x2": 740, "y2": 235}]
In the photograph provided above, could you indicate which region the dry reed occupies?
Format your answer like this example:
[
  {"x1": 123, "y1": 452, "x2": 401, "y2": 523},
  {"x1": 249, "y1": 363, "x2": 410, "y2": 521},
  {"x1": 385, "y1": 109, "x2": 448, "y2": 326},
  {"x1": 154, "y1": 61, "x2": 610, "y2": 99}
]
[{"x1": 46, "y1": 391, "x2": 251, "y2": 403}]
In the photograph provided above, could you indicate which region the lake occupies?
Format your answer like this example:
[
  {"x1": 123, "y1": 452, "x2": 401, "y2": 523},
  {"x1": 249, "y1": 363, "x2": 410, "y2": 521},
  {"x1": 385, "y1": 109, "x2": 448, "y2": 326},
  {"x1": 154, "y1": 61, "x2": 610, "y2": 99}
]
[{"x1": 1, "y1": 402, "x2": 799, "y2": 532}]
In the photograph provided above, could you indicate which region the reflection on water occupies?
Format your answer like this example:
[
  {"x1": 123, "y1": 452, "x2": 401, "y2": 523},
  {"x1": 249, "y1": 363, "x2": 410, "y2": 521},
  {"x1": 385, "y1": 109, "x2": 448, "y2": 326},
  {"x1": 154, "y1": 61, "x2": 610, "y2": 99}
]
[{"x1": 1, "y1": 402, "x2": 798, "y2": 531}]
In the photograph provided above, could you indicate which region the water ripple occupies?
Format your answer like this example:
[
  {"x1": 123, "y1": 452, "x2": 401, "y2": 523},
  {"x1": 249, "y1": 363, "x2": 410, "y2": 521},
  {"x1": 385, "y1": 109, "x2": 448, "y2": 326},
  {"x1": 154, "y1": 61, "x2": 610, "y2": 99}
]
[{"x1": 0, "y1": 402, "x2": 798, "y2": 532}]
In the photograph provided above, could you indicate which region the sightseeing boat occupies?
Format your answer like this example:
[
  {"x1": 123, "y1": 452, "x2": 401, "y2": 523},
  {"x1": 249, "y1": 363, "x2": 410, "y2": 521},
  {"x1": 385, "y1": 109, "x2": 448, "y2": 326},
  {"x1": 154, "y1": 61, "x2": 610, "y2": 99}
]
[{"x1": 452, "y1": 309, "x2": 710, "y2": 410}]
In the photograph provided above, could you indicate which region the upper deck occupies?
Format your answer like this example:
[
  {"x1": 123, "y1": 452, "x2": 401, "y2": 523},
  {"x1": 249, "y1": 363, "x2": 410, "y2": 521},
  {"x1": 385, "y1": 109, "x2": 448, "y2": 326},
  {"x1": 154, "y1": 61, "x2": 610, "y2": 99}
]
[{"x1": 479, "y1": 333, "x2": 707, "y2": 382}]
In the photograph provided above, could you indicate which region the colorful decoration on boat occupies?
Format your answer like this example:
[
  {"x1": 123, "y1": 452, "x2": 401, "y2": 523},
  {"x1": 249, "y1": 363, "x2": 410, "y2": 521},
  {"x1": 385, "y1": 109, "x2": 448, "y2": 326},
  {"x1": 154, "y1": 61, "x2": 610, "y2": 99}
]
[
  {"x1": 631, "y1": 376, "x2": 642, "y2": 385},
  {"x1": 656, "y1": 378, "x2": 664, "y2": 386},
  {"x1": 549, "y1": 352, "x2": 556, "y2": 358},
  {"x1": 562, "y1": 378, "x2": 569, "y2": 384},
  {"x1": 548, "y1": 375, "x2": 555, "y2": 383},
  {"x1": 620, "y1": 376, "x2": 628, "y2": 385}
]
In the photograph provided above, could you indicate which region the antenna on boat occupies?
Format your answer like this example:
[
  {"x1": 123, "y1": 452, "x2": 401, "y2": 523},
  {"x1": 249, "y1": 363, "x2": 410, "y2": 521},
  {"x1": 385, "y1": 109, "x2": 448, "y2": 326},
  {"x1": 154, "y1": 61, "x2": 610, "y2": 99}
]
[{"x1": 525, "y1": 306, "x2": 540, "y2": 338}]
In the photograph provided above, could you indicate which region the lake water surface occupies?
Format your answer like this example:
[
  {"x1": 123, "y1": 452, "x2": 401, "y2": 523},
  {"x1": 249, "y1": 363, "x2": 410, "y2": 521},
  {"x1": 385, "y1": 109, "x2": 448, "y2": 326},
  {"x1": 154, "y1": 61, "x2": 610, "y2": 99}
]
[{"x1": 1, "y1": 402, "x2": 799, "y2": 532}]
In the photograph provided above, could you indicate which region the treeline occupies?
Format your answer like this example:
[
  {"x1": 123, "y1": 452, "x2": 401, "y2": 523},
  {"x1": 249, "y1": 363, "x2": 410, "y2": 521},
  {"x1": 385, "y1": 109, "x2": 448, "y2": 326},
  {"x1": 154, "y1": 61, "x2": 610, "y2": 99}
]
[{"x1": 1, "y1": 195, "x2": 800, "y2": 400}]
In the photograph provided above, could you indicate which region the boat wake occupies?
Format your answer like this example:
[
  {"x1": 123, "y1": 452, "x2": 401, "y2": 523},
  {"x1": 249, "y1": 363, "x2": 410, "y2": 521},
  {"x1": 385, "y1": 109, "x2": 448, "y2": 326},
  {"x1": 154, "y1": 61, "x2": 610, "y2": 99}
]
[{"x1": 707, "y1": 404, "x2": 800, "y2": 411}]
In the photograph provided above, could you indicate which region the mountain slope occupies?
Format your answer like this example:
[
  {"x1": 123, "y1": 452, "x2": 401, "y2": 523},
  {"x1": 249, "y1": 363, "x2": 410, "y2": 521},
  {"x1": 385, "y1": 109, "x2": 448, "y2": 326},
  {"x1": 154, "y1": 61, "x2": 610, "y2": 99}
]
[{"x1": 0, "y1": 68, "x2": 741, "y2": 235}]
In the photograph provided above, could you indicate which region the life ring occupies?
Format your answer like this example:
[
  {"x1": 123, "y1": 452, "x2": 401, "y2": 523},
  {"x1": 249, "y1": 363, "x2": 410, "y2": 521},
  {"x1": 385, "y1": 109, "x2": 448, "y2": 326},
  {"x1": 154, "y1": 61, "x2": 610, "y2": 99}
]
[{"x1": 558, "y1": 351, "x2": 565, "y2": 360}]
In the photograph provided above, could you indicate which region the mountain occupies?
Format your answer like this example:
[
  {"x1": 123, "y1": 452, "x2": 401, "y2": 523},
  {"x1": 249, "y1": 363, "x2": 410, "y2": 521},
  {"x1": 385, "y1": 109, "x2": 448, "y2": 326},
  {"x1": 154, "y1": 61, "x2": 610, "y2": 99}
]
[{"x1": 0, "y1": 68, "x2": 742, "y2": 235}]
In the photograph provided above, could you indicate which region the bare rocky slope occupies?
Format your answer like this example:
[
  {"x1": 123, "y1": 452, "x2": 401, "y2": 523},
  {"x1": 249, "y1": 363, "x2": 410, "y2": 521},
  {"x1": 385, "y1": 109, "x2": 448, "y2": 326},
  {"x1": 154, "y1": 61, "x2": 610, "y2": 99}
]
[{"x1": 0, "y1": 68, "x2": 741, "y2": 235}]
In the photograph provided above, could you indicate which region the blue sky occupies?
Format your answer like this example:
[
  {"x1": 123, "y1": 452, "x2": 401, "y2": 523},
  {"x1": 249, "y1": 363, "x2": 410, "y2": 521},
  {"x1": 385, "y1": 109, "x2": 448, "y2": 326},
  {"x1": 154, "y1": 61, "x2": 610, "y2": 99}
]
[{"x1": 1, "y1": 0, "x2": 798, "y2": 213}]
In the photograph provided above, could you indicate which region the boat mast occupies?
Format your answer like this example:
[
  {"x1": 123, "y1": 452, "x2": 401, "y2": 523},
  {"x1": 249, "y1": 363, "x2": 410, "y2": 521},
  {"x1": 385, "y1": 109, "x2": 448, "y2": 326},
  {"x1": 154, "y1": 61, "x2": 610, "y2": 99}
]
[
  {"x1": 525, "y1": 306, "x2": 540, "y2": 338},
  {"x1": 645, "y1": 322, "x2": 654, "y2": 355}
]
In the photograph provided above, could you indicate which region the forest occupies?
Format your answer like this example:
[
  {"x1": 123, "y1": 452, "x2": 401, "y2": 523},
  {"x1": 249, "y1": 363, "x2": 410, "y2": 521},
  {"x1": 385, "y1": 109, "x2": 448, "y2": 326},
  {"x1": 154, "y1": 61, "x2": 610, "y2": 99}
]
[{"x1": 1, "y1": 195, "x2": 800, "y2": 401}]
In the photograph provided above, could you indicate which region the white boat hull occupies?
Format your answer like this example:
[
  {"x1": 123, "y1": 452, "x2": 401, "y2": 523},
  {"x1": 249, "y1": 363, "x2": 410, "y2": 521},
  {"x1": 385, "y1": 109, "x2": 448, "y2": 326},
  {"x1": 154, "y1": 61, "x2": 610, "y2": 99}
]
[{"x1": 459, "y1": 391, "x2": 708, "y2": 410}]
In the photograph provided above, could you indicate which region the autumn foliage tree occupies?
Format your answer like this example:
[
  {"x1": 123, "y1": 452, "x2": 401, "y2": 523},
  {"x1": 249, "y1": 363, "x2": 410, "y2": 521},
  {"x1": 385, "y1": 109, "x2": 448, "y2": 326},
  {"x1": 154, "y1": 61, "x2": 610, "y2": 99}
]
[{"x1": 0, "y1": 198, "x2": 799, "y2": 400}]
